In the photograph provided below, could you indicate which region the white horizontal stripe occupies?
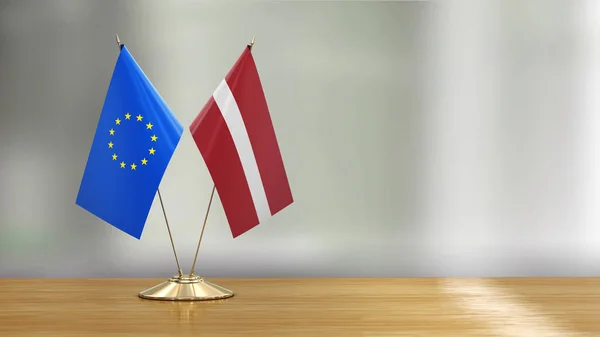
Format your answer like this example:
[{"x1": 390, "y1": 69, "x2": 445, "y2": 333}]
[{"x1": 212, "y1": 79, "x2": 271, "y2": 224}]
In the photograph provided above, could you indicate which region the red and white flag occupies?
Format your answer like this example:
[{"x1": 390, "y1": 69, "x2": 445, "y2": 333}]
[{"x1": 190, "y1": 45, "x2": 293, "y2": 238}]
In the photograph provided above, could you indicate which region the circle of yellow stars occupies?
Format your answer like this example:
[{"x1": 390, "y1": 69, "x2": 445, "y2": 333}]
[{"x1": 108, "y1": 112, "x2": 158, "y2": 170}]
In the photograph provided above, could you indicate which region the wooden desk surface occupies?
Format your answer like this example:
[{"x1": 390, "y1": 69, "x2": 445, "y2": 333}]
[{"x1": 0, "y1": 278, "x2": 599, "y2": 336}]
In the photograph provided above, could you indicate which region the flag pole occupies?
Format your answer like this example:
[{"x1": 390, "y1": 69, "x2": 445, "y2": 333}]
[
  {"x1": 138, "y1": 37, "x2": 260, "y2": 302},
  {"x1": 189, "y1": 185, "x2": 215, "y2": 276},
  {"x1": 115, "y1": 34, "x2": 183, "y2": 277},
  {"x1": 188, "y1": 36, "x2": 256, "y2": 276},
  {"x1": 157, "y1": 189, "x2": 183, "y2": 277}
]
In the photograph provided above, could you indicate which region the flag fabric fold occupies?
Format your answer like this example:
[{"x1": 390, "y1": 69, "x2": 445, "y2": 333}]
[
  {"x1": 190, "y1": 45, "x2": 293, "y2": 238},
  {"x1": 76, "y1": 45, "x2": 183, "y2": 239}
]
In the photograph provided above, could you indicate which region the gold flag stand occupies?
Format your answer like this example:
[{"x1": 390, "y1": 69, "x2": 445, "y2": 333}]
[
  {"x1": 111, "y1": 34, "x2": 256, "y2": 301},
  {"x1": 137, "y1": 274, "x2": 233, "y2": 301},
  {"x1": 137, "y1": 186, "x2": 234, "y2": 301}
]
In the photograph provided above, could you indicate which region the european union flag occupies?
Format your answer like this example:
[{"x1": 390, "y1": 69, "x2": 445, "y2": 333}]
[{"x1": 76, "y1": 45, "x2": 183, "y2": 239}]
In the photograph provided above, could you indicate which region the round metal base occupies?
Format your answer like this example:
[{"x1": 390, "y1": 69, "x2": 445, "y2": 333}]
[{"x1": 138, "y1": 274, "x2": 234, "y2": 301}]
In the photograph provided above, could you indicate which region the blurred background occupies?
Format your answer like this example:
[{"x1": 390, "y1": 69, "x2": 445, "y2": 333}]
[{"x1": 1, "y1": 0, "x2": 599, "y2": 277}]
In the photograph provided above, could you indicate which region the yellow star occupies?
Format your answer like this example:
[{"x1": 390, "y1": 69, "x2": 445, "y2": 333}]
[
  {"x1": 150, "y1": 135, "x2": 158, "y2": 142},
  {"x1": 149, "y1": 148, "x2": 156, "y2": 155},
  {"x1": 120, "y1": 161, "x2": 126, "y2": 168},
  {"x1": 141, "y1": 158, "x2": 148, "y2": 165},
  {"x1": 115, "y1": 118, "x2": 121, "y2": 125},
  {"x1": 109, "y1": 129, "x2": 115, "y2": 136},
  {"x1": 136, "y1": 114, "x2": 143, "y2": 121},
  {"x1": 112, "y1": 153, "x2": 118, "y2": 160},
  {"x1": 108, "y1": 141, "x2": 114, "y2": 148},
  {"x1": 125, "y1": 113, "x2": 131, "y2": 120},
  {"x1": 146, "y1": 122, "x2": 153, "y2": 130},
  {"x1": 130, "y1": 163, "x2": 137, "y2": 170}
]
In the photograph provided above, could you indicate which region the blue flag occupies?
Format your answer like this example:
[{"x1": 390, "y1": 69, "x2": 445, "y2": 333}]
[{"x1": 76, "y1": 45, "x2": 183, "y2": 239}]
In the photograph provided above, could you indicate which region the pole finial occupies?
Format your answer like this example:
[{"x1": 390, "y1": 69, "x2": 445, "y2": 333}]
[
  {"x1": 248, "y1": 35, "x2": 255, "y2": 50},
  {"x1": 115, "y1": 33, "x2": 122, "y2": 51}
]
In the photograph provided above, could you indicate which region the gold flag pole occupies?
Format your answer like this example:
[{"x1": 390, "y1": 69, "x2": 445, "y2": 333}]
[
  {"x1": 114, "y1": 34, "x2": 184, "y2": 278},
  {"x1": 189, "y1": 185, "x2": 216, "y2": 276},
  {"x1": 188, "y1": 35, "x2": 255, "y2": 277},
  {"x1": 137, "y1": 36, "x2": 257, "y2": 301}
]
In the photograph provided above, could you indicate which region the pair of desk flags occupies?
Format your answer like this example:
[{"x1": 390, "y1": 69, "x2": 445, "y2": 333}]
[{"x1": 75, "y1": 43, "x2": 294, "y2": 239}]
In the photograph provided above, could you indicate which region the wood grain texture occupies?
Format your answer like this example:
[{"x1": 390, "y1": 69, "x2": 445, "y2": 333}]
[{"x1": 0, "y1": 278, "x2": 599, "y2": 336}]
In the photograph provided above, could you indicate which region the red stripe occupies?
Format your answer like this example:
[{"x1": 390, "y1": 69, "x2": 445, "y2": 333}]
[
  {"x1": 225, "y1": 47, "x2": 294, "y2": 216},
  {"x1": 189, "y1": 96, "x2": 259, "y2": 238}
]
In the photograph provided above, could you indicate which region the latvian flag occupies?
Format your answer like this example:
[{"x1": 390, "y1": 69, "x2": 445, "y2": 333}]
[{"x1": 189, "y1": 44, "x2": 294, "y2": 238}]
